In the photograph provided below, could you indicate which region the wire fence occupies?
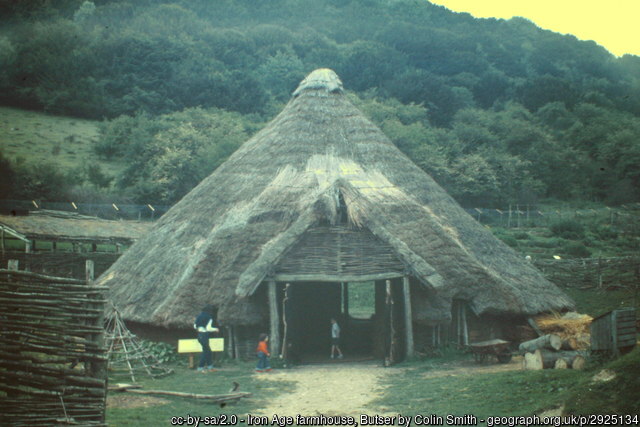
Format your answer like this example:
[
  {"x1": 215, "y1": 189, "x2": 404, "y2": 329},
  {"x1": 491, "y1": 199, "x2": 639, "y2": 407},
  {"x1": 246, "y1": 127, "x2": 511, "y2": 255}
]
[
  {"x1": 0, "y1": 199, "x2": 170, "y2": 221},
  {"x1": 1, "y1": 199, "x2": 639, "y2": 224},
  {"x1": 463, "y1": 203, "x2": 640, "y2": 228}
]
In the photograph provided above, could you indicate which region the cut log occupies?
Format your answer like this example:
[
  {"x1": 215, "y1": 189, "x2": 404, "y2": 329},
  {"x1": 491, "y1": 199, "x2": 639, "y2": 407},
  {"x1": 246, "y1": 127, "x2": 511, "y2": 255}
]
[
  {"x1": 519, "y1": 334, "x2": 562, "y2": 353},
  {"x1": 523, "y1": 352, "x2": 543, "y2": 370},
  {"x1": 537, "y1": 349, "x2": 588, "y2": 369},
  {"x1": 121, "y1": 388, "x2": 251, "y2": 402},
  {"x1": 572, "y1": 355, "x2": 587, "y2": 370},
  {"x1": 561, "y1": 338, "x2": 579, "y2": 350},
  {"x1": 554, "y1": 358, "x2": 568, "y2": 369}
]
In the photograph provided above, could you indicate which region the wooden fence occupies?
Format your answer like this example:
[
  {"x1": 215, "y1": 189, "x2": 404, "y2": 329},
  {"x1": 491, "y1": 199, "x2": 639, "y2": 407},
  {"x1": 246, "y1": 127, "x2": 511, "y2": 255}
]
[
  {"x1": 533, "y1": 256, "x2": 640, "y2": 290},
  {"x1": 0, "y1": 269, "x2": 108, "y2": 426},
  {"x1": 0, "y1": 252, "x2": 120, "y2": 280}
]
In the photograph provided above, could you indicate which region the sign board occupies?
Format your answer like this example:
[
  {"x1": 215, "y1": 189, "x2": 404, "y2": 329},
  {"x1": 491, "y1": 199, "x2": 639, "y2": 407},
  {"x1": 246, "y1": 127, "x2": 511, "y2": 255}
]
[{"x1": 178, "y1": 338, "x2": 224, "y2": 353}]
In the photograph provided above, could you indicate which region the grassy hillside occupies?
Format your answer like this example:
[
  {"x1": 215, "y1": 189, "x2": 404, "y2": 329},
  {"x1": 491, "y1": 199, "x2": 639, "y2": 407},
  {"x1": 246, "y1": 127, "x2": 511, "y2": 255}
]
[{"x1": 0, "y1": 106, "x2": 125, "y2": 176}]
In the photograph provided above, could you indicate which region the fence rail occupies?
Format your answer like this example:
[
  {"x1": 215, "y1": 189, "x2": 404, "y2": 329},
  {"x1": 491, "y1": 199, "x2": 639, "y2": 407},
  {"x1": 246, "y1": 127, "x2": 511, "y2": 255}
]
[{"x1": 0, "y1": 269, "x2": 108, "y2": 426}]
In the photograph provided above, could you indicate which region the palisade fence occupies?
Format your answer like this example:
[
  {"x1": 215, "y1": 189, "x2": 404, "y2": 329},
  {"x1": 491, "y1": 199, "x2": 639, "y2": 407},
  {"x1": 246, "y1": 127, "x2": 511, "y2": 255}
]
[
  {"x1": 0, "y1": 269, "x2": 108, "y2": 426},
  {"x1": 2, "y1": 199, "x2": 639, "y2": 226}
]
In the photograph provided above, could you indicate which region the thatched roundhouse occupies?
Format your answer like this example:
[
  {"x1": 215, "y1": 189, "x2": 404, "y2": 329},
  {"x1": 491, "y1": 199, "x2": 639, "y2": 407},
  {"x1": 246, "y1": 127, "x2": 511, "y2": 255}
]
[{"x1": 99, "y1": 69, "x2": 573, "y2": 361}]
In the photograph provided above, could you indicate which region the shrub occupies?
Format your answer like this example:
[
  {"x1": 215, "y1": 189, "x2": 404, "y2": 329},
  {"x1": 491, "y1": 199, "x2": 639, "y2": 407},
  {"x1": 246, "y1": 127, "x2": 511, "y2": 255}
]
[
  {"x1": 514, "y1": 231, "x2": 529, "y2": 240},
  {"x1": 550, "y1": 219, "x2": 585, "y2": 239},
  {"x1": 564, "y1": 241, "x2": 591, "y2": 258},
  {"x1": 594, "y1": 225, "x2": 618, "y2": 241},
  {"x1": 138, "y1": 340, "x2": 179, "y2": 364}
]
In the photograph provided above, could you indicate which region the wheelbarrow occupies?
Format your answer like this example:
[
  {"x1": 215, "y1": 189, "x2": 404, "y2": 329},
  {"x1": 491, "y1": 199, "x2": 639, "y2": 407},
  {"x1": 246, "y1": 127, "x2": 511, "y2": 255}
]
[{"x1": 468, "y1": 339, "x2": 512, "y2": 363}]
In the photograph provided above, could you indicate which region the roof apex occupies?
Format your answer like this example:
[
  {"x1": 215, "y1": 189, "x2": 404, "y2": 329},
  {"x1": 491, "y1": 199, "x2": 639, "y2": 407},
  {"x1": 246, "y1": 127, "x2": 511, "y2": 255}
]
[{"x1": 293, "y1": 68, "x2": 343, "y2": 97}]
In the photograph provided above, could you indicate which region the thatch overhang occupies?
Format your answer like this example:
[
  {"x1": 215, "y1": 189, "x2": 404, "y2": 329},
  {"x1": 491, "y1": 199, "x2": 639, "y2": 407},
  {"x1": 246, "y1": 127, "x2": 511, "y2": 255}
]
[
  {"x1": 98, "y1": 68, "x2": 573, "y2": 329},
  {"x1": 0, "y1": 210, "x2": 151, "y2": 246}
]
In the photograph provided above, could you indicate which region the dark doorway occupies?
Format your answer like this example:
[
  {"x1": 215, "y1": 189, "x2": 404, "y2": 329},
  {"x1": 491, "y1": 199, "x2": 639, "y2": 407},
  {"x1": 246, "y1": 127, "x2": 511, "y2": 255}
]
[
  {"x1": 286, "y1": 282, "x2": 341, "y2": 361},
  {"x1": 283, "y1": 280, "x2": 405, "y2": 364}
]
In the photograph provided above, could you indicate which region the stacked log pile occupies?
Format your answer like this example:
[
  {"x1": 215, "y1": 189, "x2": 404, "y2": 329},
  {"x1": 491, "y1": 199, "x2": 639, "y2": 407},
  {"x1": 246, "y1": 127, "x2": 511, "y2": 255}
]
[
  {"x1": 521, "y1": 312, "x2": 593, "y2": 370},
  {"x1": 535, "y1": 312, "x2": 593, "y2": 350},
  {"x1": 0, "y1": 269, "x2": 108, "y2": 426}
]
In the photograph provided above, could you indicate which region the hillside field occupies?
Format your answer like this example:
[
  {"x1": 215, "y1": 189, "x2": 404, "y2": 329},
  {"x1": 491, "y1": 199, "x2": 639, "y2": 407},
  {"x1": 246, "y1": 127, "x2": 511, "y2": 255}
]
[{"x1": 0, "y1": 106, "x2": 125, "y2": 176}]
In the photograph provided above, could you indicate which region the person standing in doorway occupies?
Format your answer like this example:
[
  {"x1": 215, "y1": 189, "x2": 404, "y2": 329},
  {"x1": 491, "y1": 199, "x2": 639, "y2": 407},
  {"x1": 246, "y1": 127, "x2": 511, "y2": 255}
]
[
  {"x1": 194, "y1": 305, "x2": 218, "y2": 372},
  {"x1": 330, "y1": 318, "x2": 343, "y2": 359}
]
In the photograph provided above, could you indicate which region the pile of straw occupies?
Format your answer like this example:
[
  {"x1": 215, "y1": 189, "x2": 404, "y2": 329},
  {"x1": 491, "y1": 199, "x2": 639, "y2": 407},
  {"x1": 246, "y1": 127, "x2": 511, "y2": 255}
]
[{"x1": 534, "y1": 311, "x2": 592, "y2": 349}]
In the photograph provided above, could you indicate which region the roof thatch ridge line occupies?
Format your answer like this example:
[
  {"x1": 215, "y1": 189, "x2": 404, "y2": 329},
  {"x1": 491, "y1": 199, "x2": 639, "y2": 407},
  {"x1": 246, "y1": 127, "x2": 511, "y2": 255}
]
[
  {"x1": 236, "y1": 210, "x2": 318, "y2": 298},
  {"x1": 292, "y1": 68, "x2": 343, "y2": 97},
  {"x1": 337, "y1": 180, "x2": 444, "y2": 289}
]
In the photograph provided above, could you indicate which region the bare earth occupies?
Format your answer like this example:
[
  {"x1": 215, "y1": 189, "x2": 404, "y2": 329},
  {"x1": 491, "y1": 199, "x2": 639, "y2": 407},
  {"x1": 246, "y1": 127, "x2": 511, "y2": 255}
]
[{"x1": 253, "y1": 362, "x2": 394, "y2": 417}]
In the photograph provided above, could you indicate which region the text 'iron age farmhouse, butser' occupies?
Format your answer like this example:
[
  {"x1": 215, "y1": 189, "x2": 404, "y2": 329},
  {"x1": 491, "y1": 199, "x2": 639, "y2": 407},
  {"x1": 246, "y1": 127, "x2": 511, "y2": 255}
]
[{"x1": 98, "y1": 69, "x2": 574, "y2": 363}]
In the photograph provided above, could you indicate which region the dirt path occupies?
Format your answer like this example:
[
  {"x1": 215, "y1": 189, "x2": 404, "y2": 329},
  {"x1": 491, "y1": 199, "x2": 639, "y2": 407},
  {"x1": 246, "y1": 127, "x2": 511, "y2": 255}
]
[
  {"x1": 253, "y1": 362, "x2": 391, "y2": 417},
  {"x1": 252, "y1": 357, "x2": 524, "y2": 418}
]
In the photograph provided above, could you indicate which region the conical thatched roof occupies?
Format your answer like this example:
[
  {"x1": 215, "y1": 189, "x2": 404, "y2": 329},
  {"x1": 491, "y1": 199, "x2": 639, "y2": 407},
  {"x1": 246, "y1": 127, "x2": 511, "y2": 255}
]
[{"x1": 99, "y1": 68, "x2": 573, "y2": 328}]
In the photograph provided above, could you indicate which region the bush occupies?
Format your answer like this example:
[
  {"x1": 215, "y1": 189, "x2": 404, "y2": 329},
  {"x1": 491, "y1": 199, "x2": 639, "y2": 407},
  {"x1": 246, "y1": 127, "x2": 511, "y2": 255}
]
[
  {"x1": 138, "y1": 340, "x2": 179, "y2": 364},
  {"x1": 498, "y1": 234, "x2": 519, "y2": 248},
  {"x1": 564, "y1": 241, "x2": 591, "y2": 258},
  {"x1": 550, "y1": 219, "x2": 585, "y2": 239},
  {"x1": 594, "y1": 225, "x2": 618, "y2": 240},
  {"x1": 514, "y1": 231, "x2": 529, "y2": 240}
]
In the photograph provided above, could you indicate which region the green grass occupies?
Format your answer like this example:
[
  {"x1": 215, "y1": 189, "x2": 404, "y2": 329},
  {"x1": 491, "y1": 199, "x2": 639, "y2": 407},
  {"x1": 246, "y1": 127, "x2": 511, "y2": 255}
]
[
  {"x1": 107, "y1": 361, "x2": 294, "y2": 426},
  {"x1": 376, "y1": 355, "x2": 586, "y2": 422},
  {"x1": 564, "y1": 347, "x2": 640, "y2": 415},
  {"x1": 0, "y1": 106, "x2": 125, "y2": 176},
  {"x1": 563, "y1": 287, "x2": 638, "y2": 317}
]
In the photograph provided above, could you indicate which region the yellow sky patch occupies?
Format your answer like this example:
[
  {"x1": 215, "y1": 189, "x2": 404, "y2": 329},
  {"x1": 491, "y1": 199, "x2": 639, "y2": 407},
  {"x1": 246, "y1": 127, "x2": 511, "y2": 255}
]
[{"x1": 429, "y1": 0, "x2": 640, "y2": 57}]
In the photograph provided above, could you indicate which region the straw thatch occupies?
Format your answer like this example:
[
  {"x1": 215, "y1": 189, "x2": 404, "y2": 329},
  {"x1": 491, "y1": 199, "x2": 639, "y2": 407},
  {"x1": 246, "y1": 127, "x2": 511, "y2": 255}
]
[
  {"x1": 0, "y1": 210, "x2": 151, "y2": 245},
  {"x1": 98, "y1": 68, "x2": 573, "y2": 328}
]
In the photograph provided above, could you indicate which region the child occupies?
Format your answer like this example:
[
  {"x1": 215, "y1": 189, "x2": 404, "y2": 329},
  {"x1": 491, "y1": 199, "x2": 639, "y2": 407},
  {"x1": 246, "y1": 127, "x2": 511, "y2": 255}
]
[
  {"x1": 255, "y1": 333, "x2": 272, "y2": 372},
  {"x1": 330, "y1": 318, "x2": 343, "y2": 359}
]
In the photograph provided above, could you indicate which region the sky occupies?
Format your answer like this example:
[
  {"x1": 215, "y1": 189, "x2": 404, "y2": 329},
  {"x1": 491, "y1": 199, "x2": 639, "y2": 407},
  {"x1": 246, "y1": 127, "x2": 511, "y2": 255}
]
[{"x1": 429, "y1": 0, "x2": 640, "y2": 57}]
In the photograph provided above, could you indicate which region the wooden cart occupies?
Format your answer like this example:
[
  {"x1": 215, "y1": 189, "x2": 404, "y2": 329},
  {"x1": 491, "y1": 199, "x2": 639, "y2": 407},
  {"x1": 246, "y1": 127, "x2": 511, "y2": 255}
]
[{"x1": 468, "y1": 339, "x2": 512, "y2": 363}]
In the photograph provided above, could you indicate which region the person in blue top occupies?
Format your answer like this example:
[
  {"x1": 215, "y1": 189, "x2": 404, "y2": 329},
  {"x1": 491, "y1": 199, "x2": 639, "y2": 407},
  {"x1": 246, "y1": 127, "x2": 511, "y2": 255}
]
[{"x1": 194, "y1": 305, "x2": 219, "y2": 372}]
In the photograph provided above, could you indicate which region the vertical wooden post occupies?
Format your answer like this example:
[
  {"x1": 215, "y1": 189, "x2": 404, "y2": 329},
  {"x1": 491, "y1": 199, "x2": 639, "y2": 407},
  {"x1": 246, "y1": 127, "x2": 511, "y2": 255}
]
[
  {"x1": 268, "y1": 281, "x2": 280, "y2": 357},
  {"x1": 85, "y1": 260, "x2": 95, "y2": 282},
  {"x1": 226, "y1": 326, "x2": 234, "y2": 359},
  {"x1": 461, "y1": 303, "x2": 468, "y2": 346},
  {"x1": 233, "y1": 327, "x2": 240, "y2": 361},
  {"x1": 8, "y1": 259, "x2": 19, "y2": 271},
  {"x1": 402, "y1": 276, "x2": 414, "y2": 357},
  {"x1": 51, "y1": 241, "x2": 57, "y2": 252},
  {"x1": 342, "y1": 282, "x2": 349, "y2": 316},
  {"x1": 611, "y1": 310, "x2": 619, "y2": 357},
  {"x1": 25, "y1": 240, "x2": 32, "y2": 253},
  {"x1": 0, "y1": 228, "x2": 4, "y2": 255}
]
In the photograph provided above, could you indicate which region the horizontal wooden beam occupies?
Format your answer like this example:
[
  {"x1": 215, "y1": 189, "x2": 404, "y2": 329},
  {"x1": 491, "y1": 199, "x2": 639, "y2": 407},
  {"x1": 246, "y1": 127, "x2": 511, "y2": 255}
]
[{"x1": 270, "y1": 271, "x2": 404, "y2": 283}]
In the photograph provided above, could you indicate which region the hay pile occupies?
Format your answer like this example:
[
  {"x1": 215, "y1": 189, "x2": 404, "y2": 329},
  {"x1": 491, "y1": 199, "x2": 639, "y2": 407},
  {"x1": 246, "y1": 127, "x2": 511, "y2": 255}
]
[{"x1": 534, "y1": 311, "x2": 592, "y2": 349}]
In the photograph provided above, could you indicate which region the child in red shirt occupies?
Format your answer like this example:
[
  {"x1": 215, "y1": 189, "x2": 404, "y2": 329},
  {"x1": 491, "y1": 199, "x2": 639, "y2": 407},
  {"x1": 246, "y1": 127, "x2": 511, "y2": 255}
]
[{"x1": 256, "y1": 333, "x2": 272, "y2": 372}]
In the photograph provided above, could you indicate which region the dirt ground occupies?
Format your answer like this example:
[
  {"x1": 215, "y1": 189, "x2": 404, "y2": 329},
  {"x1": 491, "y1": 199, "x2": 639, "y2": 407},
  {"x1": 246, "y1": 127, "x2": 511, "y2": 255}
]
[
  {"x1": 107, "y1": 358, "x2": 524, "y2": 414},
  {"x1": 253, "y1": 361, "x2": 393, "y2": 417}
]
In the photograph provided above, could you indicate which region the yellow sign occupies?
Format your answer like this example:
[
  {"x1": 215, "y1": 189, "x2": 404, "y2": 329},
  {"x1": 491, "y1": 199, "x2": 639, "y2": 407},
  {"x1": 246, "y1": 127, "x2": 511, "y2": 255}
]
[{"x1": 178, "y1": 338, "x2": 224, "y2": 353}]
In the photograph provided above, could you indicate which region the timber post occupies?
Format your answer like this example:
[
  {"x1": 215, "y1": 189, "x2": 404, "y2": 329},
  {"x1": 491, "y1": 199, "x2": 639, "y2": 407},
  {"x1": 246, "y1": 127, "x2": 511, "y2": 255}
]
[
  {"x1": 342, "y1": 282, "x2": 349, "y2": 316},
  {"x1": 85, "y1": 260, "x2": 95, "y2": 282},
  {"x1": 268, "y1": 280, "x2": 281, "y2": 357},
  {"x1": 402, "y1": 276, "x2": 414, "y2": 357}
]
